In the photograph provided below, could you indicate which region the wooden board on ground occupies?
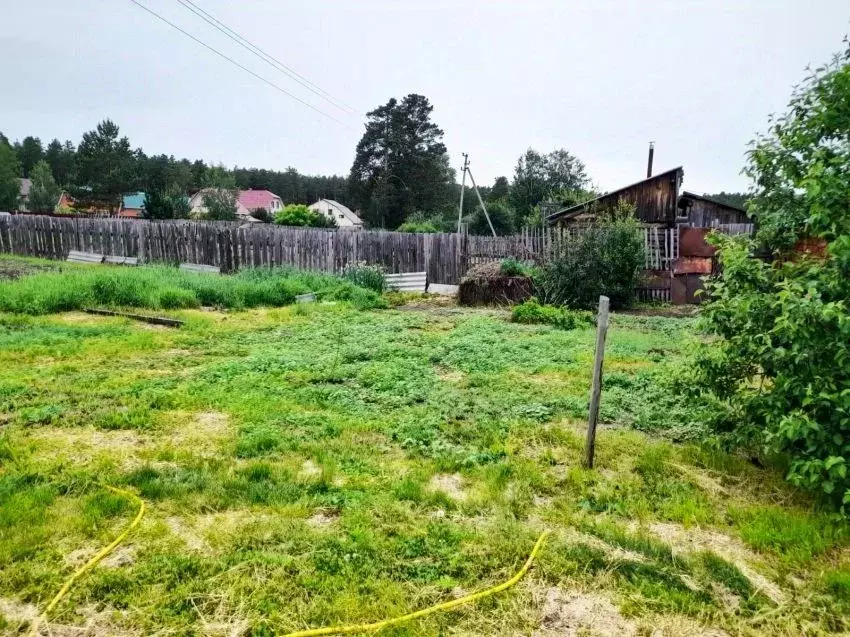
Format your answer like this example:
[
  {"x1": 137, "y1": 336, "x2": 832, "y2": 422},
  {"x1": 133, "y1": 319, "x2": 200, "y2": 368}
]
[
  {"x1": 105, "y1": 255, "x2": 139, "y2": 266},
  {"x1": 83, "y1": 308, "x2": 184, "y2": 327},
  {"x1": 385, "y1": 271, "x2": 427, "y2": 292},
  {"x1": 67, "y1": 250, "x2": 105, "y2": 264},
  {"x1": 179, "y1": 263, "x2": 221, "y2": 274}
]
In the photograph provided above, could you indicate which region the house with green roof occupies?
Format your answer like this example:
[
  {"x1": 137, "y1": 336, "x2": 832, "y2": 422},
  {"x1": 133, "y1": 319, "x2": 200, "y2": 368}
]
[{"x1": 118, "y1": 192, "x2": 146, "y2": 218}]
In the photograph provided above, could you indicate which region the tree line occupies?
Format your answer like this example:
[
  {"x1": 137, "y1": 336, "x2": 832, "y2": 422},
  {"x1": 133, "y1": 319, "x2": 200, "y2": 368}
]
[
  {"x1": 0, "y1": 122, "x2": 347, "y2": 218},
  {"x1": 0, "y1": 93, "x2": 747, "y2": 231}
]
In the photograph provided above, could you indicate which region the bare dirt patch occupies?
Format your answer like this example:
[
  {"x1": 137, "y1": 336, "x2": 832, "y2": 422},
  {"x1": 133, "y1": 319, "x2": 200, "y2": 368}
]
[
  {"x1": 0, "y1": 596, "x2": 39, "y2": 623},
  {"x1": 533, "y1": 588, "x2": 636, "y2": 637},
  {"x1": 27, "y1": 427, "x2": 148, "y2": 470},
  {"x1": 307, "y1": 509, "x2": 340, "y2": 528},
  {"x1": 166, "y1": 411, "x2": 232, "y2": 457},
  {"x1": 299, "y1": 459, "x2": 322, "y2": 479},
  {"x1": 164, "y1": 516, "x2": 209, "y2": 552},
  {"x1": 0, "y1": 258, "x2": 56, "y2": 281},
  {"x1": 428, "y1": 473, "x2": 467, "y2": 501},
  {"x1": 647, "y1": 522, "x2": 784, "y2": 604},
  {"x1": 434, "y1": 366, "x2": 465, "y2": 384}
]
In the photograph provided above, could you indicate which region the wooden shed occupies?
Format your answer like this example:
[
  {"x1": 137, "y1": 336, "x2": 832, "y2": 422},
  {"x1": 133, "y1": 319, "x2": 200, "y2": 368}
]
[
  {"x1": 547, "y1": 167, "x2": 684, "y2": 227},
  {"x1": 677, "y1": 191, "x2": 749, "y2": 226}
]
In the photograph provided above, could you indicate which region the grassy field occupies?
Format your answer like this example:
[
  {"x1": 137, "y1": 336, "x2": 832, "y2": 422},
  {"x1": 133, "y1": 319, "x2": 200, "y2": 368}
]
[{"x1": 1, "y1": 258, "x2": 849, "y2": 636}]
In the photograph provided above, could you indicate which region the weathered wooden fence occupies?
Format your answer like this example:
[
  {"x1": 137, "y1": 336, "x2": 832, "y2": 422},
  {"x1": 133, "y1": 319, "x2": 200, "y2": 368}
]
[
  {"x1": 0, "y1": 216, "x2": 466, "y2": 283},
  {"x1": 0, "y1": 215, "x2": 753, "y2": 289}
]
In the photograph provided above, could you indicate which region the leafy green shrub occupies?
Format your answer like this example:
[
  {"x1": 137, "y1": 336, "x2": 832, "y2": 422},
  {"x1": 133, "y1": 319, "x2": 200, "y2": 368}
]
[
  {"x1": 536, "y1": 210, "x2": 644, "y2": 310},
  {"x1": 697, "y1": 42, "x2": 850, "y2": 510},
  {"x1": 499, "y1": 257, "x2": 531, "y2": 277},
  {"x1": 342, "y1": 262, "x2": 386, "y2": 293},
  {"x1": 397, "y1": 220, "x2": 440, "y2": 233},
  {"x1": 511, "y1": 298, "x2": 593, "y2": 330},
  {"x1": 274, "y1": 203, "x2": 336, "y2": 228}
]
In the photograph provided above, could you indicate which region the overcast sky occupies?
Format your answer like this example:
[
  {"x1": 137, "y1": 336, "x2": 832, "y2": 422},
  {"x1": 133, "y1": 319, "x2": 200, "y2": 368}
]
[{"x1": 2, "y1": 1, "x2": 848, "y2": 194}]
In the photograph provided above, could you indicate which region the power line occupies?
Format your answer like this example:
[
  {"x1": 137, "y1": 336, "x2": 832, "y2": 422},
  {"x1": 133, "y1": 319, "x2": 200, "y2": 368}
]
[
  {"x1": 128, "y1": 0, "x2": 353, "y2": 129},
  {"x1": 175, "y1": 0, "x2": 357, "y2": 116}
]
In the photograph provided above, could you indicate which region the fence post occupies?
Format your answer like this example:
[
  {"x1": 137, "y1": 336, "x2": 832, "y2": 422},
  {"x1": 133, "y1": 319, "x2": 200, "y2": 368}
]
[{"x1": 584, "y1": 295, "x2": 610, "y2": 469}]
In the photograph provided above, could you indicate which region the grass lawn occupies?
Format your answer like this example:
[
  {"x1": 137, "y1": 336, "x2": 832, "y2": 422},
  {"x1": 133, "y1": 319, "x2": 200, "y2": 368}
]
[{"x1": 1, "y1": 257, "x2": 849, "y2": 636}]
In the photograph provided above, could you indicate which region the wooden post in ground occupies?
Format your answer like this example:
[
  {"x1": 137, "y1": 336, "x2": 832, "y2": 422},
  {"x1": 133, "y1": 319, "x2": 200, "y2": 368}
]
[{"x1": 584, "y1": 295, "x2": 610, "y2": 469}]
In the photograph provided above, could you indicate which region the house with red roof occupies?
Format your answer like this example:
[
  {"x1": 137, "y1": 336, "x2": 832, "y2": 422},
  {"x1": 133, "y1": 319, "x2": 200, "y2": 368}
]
[{"x1": 238, "y1": 190, "x2": 282, "y2": 217}]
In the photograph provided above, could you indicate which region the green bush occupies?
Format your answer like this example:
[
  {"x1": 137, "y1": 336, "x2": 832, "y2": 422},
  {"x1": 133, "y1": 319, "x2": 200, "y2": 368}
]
[
  {"x1": 697, "y1": 42, "x2": 850, "y2": 510},
  {"x1": 511, "y1": 298, "x2": 593, "y2": 330},
  {"x1": 499, "y1": 258, "x2": 531, "y2": 277},
  {"x1": 535, "y1": 210, "x2": 645, "y2": 310},
  {"x1": 0, "y1": 265, "x2": 386, "y2": 314},
  {"x1": 274, "y1": 203, "x2": 336, "y2": 228},
  {"x1": 342, "y1": 262, "x2": 386, "y2": 293}
]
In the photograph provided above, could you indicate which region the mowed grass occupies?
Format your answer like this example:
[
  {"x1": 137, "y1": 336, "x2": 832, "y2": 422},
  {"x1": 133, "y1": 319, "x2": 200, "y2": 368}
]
[{"x1": 0, "y1": 259, "x2": 849, "y2": 635}]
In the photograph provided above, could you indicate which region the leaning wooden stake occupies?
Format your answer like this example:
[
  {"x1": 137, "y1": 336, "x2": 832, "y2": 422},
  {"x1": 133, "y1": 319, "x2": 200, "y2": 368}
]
[{"x1": 584, "y1": 295, "x2": 610, "y2": 469}]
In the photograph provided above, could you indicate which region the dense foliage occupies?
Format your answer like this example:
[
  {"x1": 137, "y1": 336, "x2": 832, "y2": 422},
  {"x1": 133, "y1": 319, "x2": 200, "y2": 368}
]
[
  {"x1": 0, "y1": 140, "x2": 21, "y2": 211},
  {"x1": 536, "y1": 209, "x2": 645, "y2": 310},
  {"x1": 0, "y1": 265, "x2": 386, "y2": 314},
  {"x1": 202, "y1": 189, "x2": 238, "y2": 221},
  {"x1": 510, "y1": 298, "x2": 593, "y2": 330},
  {"x1": 71, "y1": 120, "x2": 136, "y2": 213},
  {"x1": 342, "y1": 262, "x2": 386, "y2": 293},
  {"x1": 510, "y1": 148, "x2": 590, "y2": 222},
  {"x1": 698, "y1": 41, "x2": 850, "y2": 508},
  {"x1": 348, "y1": 94, "x2": 455, "y2": 229},
  {"x1": 1, "y1": 122, "x2": 352, "y2": 215},
  {"x1": 143, "y1": 190, "x2": 190, "y2": 220},
  {"x1": 274, "y1": 203, "x2": 336, "y2": 228},
  {"x1": 26, "y1": 160, "x2": 62, "y2": 213}
]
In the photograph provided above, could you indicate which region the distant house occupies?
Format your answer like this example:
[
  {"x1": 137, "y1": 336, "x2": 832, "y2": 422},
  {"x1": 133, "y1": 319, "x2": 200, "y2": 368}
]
[
  {"x1": 308, "y1": 199, "x2": 363, "y2": 228},
  {"x1": 18, "y1": 178, "x2": 31, "y2": 212},
  {"x1": 118, "y1": 192, "x2": 146, "y2": 218},
  {"x1": 188, "y1": 189, "x2": 282, "y2": 221},
  {"x1": 188, "y1": 189, "x2": 251, "y2": 220},
  {"x1": 238, "y1": 189, "x2": 282, "y2": 216}
]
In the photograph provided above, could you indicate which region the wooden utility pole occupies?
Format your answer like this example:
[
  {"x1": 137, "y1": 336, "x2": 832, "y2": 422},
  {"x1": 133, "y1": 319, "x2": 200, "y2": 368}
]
[
  {"x1": 457, "y1": 153, "x2": 469, "y2": 233},
  {"x1": 584, "y1": 295, "x2": 610, "y2": 469},
  {"x1": 466, "y1": 166, "x2": 497, "y2": 237}
]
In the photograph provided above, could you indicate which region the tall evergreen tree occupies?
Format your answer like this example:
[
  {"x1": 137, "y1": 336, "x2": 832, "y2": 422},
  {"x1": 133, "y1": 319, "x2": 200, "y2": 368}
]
[
  {"x1": 17, "y1": 136, "x2": 44, "y2": 178},
  {"x1": 0, "y1": 140, "x2": 20, "y2": 211},
  {"x1": 73, "y1": 120, "x2": 137, "y2": 212},
  {"x1": 44, "y1": 139, "x2": 76, "y2": 187},
  {"x1": 348, "y1": 94, "x2": 454, "y2": 228}
]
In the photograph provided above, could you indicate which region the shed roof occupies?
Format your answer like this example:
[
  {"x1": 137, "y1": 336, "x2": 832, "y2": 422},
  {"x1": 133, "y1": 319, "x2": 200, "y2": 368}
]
[
  {"x1": 680, "y1": 191, "x2": 746, "y2": 213},
  {"x1": 547, "y1": 167, "x2": 684, "y2": 222}
]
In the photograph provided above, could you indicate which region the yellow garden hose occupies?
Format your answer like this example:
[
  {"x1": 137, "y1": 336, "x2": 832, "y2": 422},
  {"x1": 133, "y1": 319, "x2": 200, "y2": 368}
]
[
  {"x1": 28, "y1": 488, "x2": 544, "y2": 637},
  {"x1": 27, "y1": 485, "x2": 145, "y2": 637},
  {"x1": 281, "y1": 530, "x2": 550, "y2": 637}
]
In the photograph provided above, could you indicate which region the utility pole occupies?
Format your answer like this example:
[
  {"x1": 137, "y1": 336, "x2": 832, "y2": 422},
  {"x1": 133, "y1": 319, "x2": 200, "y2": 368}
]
[
  {"x1": 456, "y1": 153, "x2": 469, "y2": 233},
  {"x1": 466, "y1": 166, "x2": 497, "y2": 237}
]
